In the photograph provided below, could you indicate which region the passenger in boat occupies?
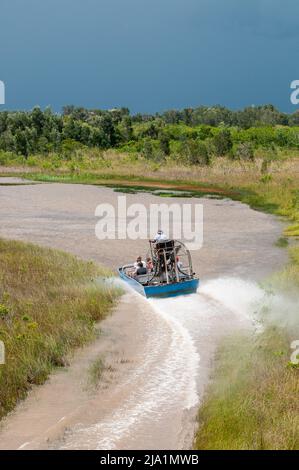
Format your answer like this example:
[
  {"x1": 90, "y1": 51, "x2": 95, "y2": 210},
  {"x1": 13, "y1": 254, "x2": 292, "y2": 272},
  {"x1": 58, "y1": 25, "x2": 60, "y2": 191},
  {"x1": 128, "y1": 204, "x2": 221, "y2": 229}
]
[
  {"x1": 146, "y1": 257, "x2": 154, "y2": 272},
  {"x1": 176, "y1": 256, "x2": 183, "y2": 270},
  {"x1": 135, "y1": 262, "x2": 147, "y2": 276},
  {"x1": 134, "y1": 256, "x2": 146, "y2": 269}
]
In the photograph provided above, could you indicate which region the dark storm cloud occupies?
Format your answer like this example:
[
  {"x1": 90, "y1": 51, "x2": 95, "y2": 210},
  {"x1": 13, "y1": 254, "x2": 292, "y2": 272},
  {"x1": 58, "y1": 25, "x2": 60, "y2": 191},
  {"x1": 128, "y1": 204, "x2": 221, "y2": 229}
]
[{"x1": 0, "y1": 0, "x2": 298, "y2": 112}]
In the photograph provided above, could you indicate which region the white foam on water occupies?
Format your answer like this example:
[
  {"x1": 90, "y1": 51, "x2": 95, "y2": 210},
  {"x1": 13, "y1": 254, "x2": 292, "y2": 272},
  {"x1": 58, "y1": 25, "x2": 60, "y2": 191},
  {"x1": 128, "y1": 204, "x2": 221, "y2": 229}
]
[
  {"x1": 199, "y1": 277, "x2": 266, "y2": 327},
  {"x1": 59, "y1": 290, "x2": 200, "y2": 450},
  {"x1": 59, "y1": 277, "x2": 273, "y2": 450},
  {"x1": 198, "y1": 277, "x2": 299, "y2": 332}
]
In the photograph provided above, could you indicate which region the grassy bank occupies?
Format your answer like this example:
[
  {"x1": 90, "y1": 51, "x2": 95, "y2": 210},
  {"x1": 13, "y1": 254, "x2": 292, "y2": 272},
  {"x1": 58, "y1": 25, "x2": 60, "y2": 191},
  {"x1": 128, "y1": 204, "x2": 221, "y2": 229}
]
[
  {"x1": 194, "y1": 326, "x2": 299, "y2": 450},
  {"x1": 194, "y1": 255, "x2": 299, "y2": 450},
  {"x1": 0, "y1": 239, "x2": 121, "y2": 421}
]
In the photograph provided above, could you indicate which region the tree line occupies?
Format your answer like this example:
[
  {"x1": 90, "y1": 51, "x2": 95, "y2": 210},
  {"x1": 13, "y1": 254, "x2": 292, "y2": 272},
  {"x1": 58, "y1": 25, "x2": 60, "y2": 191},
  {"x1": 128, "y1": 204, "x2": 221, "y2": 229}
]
[{"x1": 1, "y1": 104, "x2": 299, "y2": 163}]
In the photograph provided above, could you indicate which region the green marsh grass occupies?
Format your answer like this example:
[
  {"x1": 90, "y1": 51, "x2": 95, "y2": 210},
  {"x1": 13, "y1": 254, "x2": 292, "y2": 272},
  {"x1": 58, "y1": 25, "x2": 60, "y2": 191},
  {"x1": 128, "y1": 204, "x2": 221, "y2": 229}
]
[
  {"x1": 0, "y1": 239, "x2": 121, "y2": 420},
  {"x1": 194, "y1": 327, "x2": 299, "y2": 450},
  {"x1": 194, "y1": 255, "x2": 299, "y2": 450}
]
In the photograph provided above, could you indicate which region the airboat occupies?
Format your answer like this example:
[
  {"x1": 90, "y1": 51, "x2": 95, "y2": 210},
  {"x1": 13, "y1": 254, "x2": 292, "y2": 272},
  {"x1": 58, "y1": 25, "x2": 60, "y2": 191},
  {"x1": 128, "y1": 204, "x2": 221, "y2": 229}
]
[{"x1": 118, "y1": 239, "x2": 199, "y2": 298}]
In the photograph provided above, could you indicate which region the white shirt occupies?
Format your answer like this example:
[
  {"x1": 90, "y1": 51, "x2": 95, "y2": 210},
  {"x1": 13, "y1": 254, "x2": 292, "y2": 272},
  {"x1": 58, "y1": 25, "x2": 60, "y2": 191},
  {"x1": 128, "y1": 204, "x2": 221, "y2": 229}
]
[
  {"x1": 134, "y1": 260, "x2": 146, "y2": 269},
  {"x1": 153, "y1": 232, "x2": 168, "y2": 242}
]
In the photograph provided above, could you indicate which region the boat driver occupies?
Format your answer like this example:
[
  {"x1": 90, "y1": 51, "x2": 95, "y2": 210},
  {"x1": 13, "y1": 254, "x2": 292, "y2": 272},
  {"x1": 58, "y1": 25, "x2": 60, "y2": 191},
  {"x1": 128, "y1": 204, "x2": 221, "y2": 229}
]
[{"x1": 152, "y1": 229, "x2": 168, "y2": 243}]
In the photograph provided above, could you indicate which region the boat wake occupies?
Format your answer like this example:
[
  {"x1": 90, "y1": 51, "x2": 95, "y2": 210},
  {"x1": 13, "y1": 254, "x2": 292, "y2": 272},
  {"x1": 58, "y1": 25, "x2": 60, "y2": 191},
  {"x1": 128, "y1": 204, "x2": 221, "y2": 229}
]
[{"x1": 58, "y1": 277, "x2": 267, "y2": 450}]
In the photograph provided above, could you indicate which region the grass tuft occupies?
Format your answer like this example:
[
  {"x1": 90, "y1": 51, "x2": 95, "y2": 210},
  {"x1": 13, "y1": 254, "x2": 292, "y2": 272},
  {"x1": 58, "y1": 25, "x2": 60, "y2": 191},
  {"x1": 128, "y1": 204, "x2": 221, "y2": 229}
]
[
  {"x1": 275, "y1": 237, "x2": 289, "y2": 248},
  {"x1": 87, "y1": 356, "x2": 105, "y2": 388}
]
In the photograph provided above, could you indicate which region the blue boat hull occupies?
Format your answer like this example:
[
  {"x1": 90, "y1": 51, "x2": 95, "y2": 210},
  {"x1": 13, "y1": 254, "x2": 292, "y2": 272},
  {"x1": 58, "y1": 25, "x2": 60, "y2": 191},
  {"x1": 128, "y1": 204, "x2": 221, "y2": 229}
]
[{"x1": 118, "y1": 268, "x2": 199, "y2": 298}]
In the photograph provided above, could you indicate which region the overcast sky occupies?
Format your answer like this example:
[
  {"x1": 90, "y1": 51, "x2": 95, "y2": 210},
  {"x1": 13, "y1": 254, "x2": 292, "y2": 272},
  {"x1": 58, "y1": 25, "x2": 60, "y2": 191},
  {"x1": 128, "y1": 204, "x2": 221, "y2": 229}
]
[{"x1": 0, "y1": 0, "x2": 298, "y2": 113}]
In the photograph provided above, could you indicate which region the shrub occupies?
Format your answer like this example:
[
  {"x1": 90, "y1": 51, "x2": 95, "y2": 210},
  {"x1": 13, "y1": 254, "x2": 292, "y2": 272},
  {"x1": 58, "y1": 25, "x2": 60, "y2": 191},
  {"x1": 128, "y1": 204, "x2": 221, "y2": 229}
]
[
  {"x1": 142, "y1": 138, "x2": 154, "y2": 160},
  {"x1": 182, "y1": 140, "x2": 210, "y2": 165},
  {"x1": 159, "y1": 133, "x2": 171, "y2": 156},
  {"x1": 235, "y1": 142, "x2": 255, "y2": 161},
  {"x1": 212, "y1": 129, "x2": 233, "y2": 156}
]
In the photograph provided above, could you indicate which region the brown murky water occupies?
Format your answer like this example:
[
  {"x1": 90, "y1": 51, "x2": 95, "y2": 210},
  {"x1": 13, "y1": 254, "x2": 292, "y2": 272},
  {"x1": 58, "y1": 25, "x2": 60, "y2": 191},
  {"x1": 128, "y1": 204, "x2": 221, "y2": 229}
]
[{"x1": 0, "y1": 181, "x2": 287, "y2": 450}]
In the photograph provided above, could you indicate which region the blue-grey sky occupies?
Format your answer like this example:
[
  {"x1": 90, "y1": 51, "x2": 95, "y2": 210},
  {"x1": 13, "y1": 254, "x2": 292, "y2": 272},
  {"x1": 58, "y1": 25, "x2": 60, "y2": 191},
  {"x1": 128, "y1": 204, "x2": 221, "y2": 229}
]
[{"x1": 0, "y1": 0, "x2": 298, "y2": 113}]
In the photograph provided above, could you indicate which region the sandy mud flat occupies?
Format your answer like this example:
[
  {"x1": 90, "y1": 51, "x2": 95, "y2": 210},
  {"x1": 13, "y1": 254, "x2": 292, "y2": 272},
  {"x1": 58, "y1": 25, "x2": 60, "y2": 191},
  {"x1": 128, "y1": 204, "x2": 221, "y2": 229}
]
[{"x1": 0, "y1": 181, "x2": 287, "y2": 449}]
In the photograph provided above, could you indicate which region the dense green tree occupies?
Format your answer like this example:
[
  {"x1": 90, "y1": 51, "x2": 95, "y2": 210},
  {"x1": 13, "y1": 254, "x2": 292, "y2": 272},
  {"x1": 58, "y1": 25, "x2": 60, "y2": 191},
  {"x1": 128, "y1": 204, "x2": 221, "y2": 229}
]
[
  {"x1": 141, "y1": 122, "x2": 160, "y2": 139},
  {"x1": 182, "y1": 140, "x2": 210, "y2": 165},
  {"x1": 99, "y1": 114, "x2": 118, "y2": 147},
  {"x1": 119, "y1": 116, "x2": 133, "y2": 142},
  {"x1": 15, "y1": 129, "x2": 29, "y2": 156},
  {"x1": 212, "y1": 129, "x2": 233, "y2": 156},
  {"x1": 1, "y1": 104, "x2": 299, "y2": 161},
  {"x1": 159, "y1": 133, "x2": 170, "y2": 156},
  {"x1": 142, "y1": 138, "x2": 154, "y2": 160},
  {"x1": 31, "y1": 107, "x2": 45, "y2": 135},
  {"x1": 162, "y1": 110, "x2": 181, "y2": 124}
]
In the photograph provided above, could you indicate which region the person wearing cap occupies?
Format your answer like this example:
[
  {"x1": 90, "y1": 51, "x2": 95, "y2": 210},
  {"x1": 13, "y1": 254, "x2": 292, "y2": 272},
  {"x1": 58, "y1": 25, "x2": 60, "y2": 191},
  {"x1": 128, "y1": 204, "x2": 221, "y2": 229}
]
[{"x1": 152, "y1": 230, "x2": 168, "y2": 243}]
